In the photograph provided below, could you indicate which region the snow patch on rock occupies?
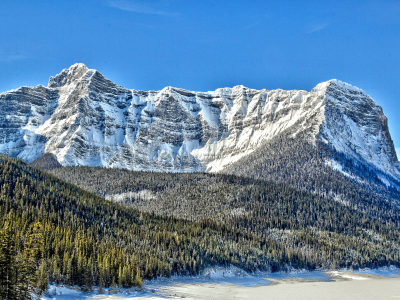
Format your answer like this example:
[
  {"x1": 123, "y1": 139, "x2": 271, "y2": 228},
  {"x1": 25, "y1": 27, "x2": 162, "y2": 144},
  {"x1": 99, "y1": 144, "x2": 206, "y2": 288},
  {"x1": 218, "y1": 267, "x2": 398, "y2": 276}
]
[{"x1": 0, "y1": 64, "x2": 398, "y2": 181}]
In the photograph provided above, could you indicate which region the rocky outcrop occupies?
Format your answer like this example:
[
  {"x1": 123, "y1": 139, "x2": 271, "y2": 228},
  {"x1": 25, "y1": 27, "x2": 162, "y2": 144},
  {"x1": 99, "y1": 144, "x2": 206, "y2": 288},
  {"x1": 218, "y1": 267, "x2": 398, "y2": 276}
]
[{"x1": 0, "y1": 63, "x2": 398, "y2": 179}]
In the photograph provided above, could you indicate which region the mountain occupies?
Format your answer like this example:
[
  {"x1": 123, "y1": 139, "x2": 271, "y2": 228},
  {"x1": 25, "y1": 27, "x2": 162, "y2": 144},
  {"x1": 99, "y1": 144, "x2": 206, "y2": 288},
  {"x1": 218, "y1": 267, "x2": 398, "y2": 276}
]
[
  {"x1": 0, "y1": 63, "x2": 398, "y2": 184},
  {"x1": 2, "y1": 62, "x2": 400, "y2": 296}
]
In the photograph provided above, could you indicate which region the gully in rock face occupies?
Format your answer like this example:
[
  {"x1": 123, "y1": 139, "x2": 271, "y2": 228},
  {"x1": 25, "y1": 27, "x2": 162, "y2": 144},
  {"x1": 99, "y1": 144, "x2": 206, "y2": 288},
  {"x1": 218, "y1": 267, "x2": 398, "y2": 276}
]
[{"x1": 0, "y1": 63, "x2": 398, "y2": 180}]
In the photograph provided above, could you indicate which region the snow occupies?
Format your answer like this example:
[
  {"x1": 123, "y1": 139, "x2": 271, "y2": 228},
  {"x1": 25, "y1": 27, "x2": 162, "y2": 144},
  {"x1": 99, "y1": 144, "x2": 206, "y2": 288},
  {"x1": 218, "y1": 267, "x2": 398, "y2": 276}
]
[
  {"x1": 325, "y1": 159, "x2": 354, "y2": 179},
  {"x1": 1, "y1": 64, "x2": 398, "y2": 179},
  {"x1": 194, "y1": 86, "x2": 326, "y2": 172},
  {"x1": 329, "y1": 271, "x2": 369, "y2": 280},
  {"x1": 40, "y1": 266, "x2": 400, "y2": 299},
  {"x1": 353, "y1": 266, "x2": 400, "y2": 278},
  {"x1": 329, "y1": 79, "x2": 365, "y2": 93},
  {"x1": 105, "y1": 190, "x2": 155, "y2": 202},
  {"x1": 314, "y1": 79, "x2": 365, "y2": 95},
  {"x1": 179, "y1": 139, "x2": 200, "y2": 156},
  {"x1": 39, "y1": 267, "x2": 319, "y2": 299},
  {"x1": 321, "y1": 92, "x2": 400, "y2": 179},
  {"x1": 378, "y1": 176, "x2": 391, "y2": 187}
]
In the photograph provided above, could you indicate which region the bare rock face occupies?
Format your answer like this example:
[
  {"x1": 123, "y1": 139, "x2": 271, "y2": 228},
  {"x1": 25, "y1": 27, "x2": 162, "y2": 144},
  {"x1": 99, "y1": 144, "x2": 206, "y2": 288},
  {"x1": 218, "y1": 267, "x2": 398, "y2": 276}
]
[{"x1": 0, "y1": 63, "x2": 398, "y2": 179}]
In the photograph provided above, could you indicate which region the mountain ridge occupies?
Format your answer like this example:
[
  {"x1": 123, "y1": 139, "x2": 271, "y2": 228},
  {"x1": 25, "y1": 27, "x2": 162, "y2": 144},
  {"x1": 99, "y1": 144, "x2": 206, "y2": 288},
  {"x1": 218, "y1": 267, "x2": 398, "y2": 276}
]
[{"x1": 0, "y1": 63, "x2": 398, "y2": 183}]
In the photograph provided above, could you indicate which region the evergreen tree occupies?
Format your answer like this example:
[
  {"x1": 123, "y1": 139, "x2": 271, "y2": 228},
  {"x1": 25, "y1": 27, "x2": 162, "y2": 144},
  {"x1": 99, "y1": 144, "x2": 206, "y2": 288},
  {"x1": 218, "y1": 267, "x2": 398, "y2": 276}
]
[
  {"x1": 109, "y1": 277, "x2": 117, "y2": 294},
  {"x1": 36, "y1": 261, "x2": 48, "y2": 298},
  {"x1": 0, "y1": 221, "x2": 17, "y2": 300},
  {"x1": 98, "y1": 277, "x2": 105, "y2": 294},
  {"x1": 134, "y1": 267, "x2": 142, "y2": 288},
  {"x1": 23, "y1": 222, "x2": 47, "y2": 299},
  {"x1": 118, "y1": 265, "x2": 123, "y2": 291}
]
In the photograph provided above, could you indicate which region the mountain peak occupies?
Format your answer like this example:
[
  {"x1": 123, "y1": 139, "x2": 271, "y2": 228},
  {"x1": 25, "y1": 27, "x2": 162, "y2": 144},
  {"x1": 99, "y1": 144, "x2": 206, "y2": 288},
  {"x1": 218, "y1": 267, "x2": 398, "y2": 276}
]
[
  {"x1": 48, "y1": 63, "x2": 90, "y2": 88},
  {"x1": 313, "y1": 79, "x2": 365, "y2": 95},
  {"x1": 69, "y1": 62, "x2": 88, "y2": 70},
  {"x1": 328, "y1": 79, "x2": 365, "y2": 93}
]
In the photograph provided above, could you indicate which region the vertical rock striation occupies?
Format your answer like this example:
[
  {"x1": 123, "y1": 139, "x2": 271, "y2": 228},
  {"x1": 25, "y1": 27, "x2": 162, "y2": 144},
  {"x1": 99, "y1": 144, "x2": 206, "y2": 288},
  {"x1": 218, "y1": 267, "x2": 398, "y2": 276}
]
[{"x1": 0, "y1": 63, "x2": 398, "y2": 180}]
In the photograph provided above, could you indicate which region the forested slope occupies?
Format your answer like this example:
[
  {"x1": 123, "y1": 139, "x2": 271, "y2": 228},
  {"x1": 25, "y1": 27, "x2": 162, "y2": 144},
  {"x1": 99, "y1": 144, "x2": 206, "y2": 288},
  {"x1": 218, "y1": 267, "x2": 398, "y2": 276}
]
[
  {"x1": 49, "y1": 165, "x2": 400, "y2": 225},
  {"x1": 222, "y1": 133, "x2": 400, "y2": 209},
  {"x1": 2, "y1": 153, "x2": 400, "y2": 298},
  {"x1": 46, "y1": 161, "x2": 400, "y2": 270},
  {"x1": 29, "y1": 153, "x2": 62, "y2": 171}
]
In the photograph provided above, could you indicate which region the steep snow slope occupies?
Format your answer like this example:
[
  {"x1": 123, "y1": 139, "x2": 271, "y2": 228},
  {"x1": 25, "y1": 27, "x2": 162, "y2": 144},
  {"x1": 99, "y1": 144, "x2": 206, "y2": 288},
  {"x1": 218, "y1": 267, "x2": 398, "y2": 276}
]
[{"x1": 0, "y1": 63, "x2": 398, "y2": 179}]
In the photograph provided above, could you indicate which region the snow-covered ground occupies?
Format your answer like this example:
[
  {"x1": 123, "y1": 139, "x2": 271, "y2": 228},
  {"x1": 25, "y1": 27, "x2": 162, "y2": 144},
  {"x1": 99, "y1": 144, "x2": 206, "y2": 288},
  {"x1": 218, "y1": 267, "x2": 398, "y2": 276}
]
[{"x1": 41, "y1": 266, "x2": 400, "y2": 300}]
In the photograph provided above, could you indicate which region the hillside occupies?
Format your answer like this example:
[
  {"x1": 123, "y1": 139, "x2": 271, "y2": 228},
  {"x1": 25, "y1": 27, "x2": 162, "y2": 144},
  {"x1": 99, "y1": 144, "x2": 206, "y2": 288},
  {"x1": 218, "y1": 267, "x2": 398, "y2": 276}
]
[
  {"x1": 0, "y1": 153, "x2": 399, "y2": 296},
  {"x1": 29, "y1": 153, "x2": 62, "y2": 171},
  {"x1": 48, "y1": 164, "x2": 400, "y2": 224},
  {"x1": 221, "y1": 132, "x2": 400, "y2": 208},
  {"x1": 43, "y1": 163, "x2": 400, "y2": 271}
]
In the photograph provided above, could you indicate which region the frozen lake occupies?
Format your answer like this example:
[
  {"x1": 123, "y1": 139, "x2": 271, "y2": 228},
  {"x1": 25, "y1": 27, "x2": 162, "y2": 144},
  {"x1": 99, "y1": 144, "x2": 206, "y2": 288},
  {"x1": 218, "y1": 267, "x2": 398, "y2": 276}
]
[{"x1": 42, "y1": 267, "x2": 400, "y2": 300}]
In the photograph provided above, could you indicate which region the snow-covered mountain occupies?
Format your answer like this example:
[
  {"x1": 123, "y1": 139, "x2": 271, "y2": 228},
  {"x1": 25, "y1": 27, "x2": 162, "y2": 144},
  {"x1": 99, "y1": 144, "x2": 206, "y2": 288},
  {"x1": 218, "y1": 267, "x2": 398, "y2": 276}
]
[{"x1": 0, "y1": 63, "x2": 398, "y2": 180}]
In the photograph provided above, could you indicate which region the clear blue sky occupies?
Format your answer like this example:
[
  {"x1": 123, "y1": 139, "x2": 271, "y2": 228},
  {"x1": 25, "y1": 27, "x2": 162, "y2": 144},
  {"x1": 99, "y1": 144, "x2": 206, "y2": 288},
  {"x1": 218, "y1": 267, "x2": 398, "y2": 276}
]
[{"x1": 0, "y1": 0, "x2": 399, "y2": 154}]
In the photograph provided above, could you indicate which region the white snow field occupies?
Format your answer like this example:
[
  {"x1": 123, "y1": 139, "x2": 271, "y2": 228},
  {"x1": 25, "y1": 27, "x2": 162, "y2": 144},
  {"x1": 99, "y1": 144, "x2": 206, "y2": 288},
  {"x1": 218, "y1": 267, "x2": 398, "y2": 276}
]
[{"x1": 41, "y1": 267, "x2": 400, "y2": 300}]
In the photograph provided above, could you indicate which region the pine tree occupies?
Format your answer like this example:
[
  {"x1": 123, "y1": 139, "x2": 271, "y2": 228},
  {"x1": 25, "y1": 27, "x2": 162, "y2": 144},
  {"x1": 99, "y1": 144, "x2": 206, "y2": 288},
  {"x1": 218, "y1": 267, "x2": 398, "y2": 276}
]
[
  {"x1": 23, "y1": 222, "x2": 47, "y2": 299},
  {"x1": 36, "y1": 261, "x2": 48, "y2": 297},
  {"x1": 109, "y1": 277, "x2": 117, "y2": 294},
  {"x1": 134, "y1": 267, "x2": 142, "y2": 288},
  {"x1": 118, "y1": 265, "x2": 123, "y2": 291},
  {"x1": 15, "y1": 252, "x2": 30, "y2": 300},
  {"x1": 83, "y1": 262, "x2": 94, "y2": 292},
  {"x1": 0, "y1": 221, "x2": 17, "y2": 300},
  {"x1": 98, "y1": 276, "x2": 105, "y2": 294}
]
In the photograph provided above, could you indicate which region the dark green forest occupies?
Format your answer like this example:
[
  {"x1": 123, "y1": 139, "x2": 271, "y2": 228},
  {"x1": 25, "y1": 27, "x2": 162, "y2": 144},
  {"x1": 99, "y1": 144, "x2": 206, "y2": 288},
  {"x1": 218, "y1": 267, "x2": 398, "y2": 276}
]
[
  {"x1": 222, "y1": 134, "x2": 400, "y2": 210},
  {"x1": 1, "y1": 153, "x2": 400, "y2": 299}
]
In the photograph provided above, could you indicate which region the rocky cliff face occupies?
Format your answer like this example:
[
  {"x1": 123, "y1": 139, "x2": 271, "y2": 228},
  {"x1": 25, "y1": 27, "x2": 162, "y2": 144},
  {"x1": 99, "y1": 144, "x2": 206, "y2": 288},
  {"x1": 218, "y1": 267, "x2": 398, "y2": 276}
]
[{"x1": 0, "y1": 63, "x2": 398, "y2": 179}]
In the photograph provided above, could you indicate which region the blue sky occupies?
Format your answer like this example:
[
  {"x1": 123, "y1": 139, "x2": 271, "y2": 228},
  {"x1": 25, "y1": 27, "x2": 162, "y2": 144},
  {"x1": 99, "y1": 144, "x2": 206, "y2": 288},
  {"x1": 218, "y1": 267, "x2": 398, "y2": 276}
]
[{"x1": 0, "y1": 0, "x2": 399, "y2": 156}]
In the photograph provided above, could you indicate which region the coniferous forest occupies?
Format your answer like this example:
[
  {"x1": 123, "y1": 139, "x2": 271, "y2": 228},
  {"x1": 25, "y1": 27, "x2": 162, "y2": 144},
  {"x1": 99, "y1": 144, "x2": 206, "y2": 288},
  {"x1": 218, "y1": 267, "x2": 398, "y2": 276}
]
[{"x1": 1, "y1": 152, "x2": 400, "y2": 299}]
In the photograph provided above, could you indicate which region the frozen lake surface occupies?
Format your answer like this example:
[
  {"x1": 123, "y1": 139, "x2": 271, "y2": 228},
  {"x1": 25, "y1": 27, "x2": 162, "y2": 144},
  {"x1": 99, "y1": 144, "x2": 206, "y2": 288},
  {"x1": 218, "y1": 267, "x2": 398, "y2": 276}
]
[{"x1": 42, "y1": 266, "x2": 400, "y2": 300}]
